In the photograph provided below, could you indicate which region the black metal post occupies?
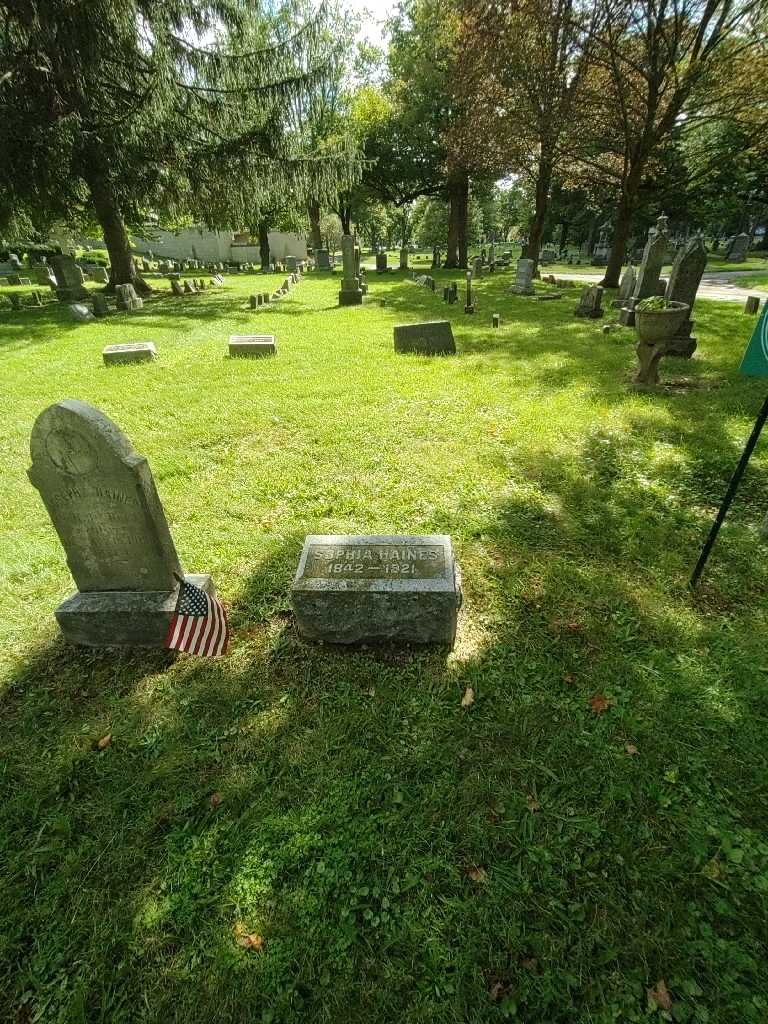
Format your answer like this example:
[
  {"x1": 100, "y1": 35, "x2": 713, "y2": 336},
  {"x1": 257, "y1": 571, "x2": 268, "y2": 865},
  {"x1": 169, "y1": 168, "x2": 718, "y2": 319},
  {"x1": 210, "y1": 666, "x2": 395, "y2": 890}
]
[{"x1": 689, "y1": 393, "x2": 768, "y2": 588}]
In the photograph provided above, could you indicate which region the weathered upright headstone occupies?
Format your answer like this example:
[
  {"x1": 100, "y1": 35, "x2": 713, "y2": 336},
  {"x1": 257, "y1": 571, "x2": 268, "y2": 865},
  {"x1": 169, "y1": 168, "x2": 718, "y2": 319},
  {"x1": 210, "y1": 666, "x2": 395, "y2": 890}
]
[
  {"x1": 510, "y1": 259, "x2": 535, "y2": 295},
  {"x1": 664, "y1": 234, "x2": 707, "y2": 356},
  {"x1": 315, "y1": 249, "x2": 331, "y2": 270},
  {"x1": 291, "y1": 534, "x2": 462, "y2": 646},
  {"x1": 574, "y1": 285, "x2": 604, "y2": 319},
  {"x1": 619, "y1": 215, "x2": 668, "y2": 326},
  {"x1": 171, "y1": 279, "x2": 185, "y2": 297},
  {"x1": 612, "y1": 264, "x2": 637, "y2": 308},
  {"x1": 376, "y1": 251, "x2": 388, "y2": 273},
  {"x1": 464, "y1": 271, "x2": 474, "y2": 313},
  {"x1": 28, "y1": 400, "x2": 216, "y2": 646},
  {"x1": 745, "y1": 296, "x2": 761, "y2": 315},
  {"x1": 394, "y1": 321, "x2": 456, "y2": 355},
  {"x1": 50, "y1": 255, "x2": 89, "y2": 301},
  {"x1": 90, "y1": 267, "x2": 109, "y2": 284},
  {"x1": 92, "y1": 293, "x2": 109, "y2": 317},
  {"x1": 726, "y1": 233, "x2": 750, "y2": 263},
  {"x1": 115, "y1": 283, "x2": 144, "y2": 310}
]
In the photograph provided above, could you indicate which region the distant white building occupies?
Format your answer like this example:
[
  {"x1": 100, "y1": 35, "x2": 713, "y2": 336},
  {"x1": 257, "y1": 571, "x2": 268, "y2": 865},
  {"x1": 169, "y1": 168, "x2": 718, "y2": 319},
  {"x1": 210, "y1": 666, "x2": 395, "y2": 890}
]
[{"x1": 125, "y1": 227, "x2": 307, "y2": 263}]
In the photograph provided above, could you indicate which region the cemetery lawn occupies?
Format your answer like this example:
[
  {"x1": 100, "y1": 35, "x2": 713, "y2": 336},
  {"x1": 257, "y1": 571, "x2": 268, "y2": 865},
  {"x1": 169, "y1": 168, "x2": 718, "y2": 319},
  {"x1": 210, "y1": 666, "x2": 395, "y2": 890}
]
[{"x1": 2, "y1": 271, "x2": 768, "y2": 1024}]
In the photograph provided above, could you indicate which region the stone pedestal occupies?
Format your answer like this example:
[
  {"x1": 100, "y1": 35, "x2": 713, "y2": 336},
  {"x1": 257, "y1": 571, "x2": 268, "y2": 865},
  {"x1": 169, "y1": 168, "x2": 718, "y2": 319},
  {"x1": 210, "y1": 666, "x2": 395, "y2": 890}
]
[
  {"x1": 291, "y1": 535, "x2": 461, "y2": 646},
  {"x1": 56, "y1": 574, "x2": 214, "y2": 648}
]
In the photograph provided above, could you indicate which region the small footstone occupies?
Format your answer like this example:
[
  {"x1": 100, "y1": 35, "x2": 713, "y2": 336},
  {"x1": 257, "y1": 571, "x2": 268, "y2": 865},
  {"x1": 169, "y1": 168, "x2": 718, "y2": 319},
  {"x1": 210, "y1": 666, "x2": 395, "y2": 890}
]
[
  {"x1": 291, "y1": 534, "x2": 462, "y2": 646},
  {"x1": 394, "y1": 320, "x2": 456, "y2": 355},
  {"x1": 492, "y1": 314, "x2": 500, "y2": 328},
  {"x1": 103, "y1": 342, "x2": 157, "y2": 365},
  {"x1": 745, "y1": 295, "x2": 760, "y2": 315},
  {"x1": 228, "y1": 334, "x2": 276, "y2": 357},
  {"x1": 249, "y1": 294, "x2": 259, "y2": 309}
]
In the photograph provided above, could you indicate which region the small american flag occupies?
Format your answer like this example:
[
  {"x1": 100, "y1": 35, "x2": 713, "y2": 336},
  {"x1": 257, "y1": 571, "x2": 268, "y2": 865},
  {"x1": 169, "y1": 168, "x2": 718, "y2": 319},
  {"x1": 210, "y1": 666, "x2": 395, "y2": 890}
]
[{"x1": 165, "y1": 579, "x2": 229, "y2": 657}]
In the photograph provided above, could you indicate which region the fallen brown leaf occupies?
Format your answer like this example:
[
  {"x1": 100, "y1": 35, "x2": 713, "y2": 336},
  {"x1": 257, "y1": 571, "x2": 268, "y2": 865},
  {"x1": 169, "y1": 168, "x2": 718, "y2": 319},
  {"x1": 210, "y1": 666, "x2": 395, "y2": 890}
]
[
  {"x1": 461, "y1": 687, "x2": 475, "y2": 708},
  {"x1": 563, "y1": 673, "x2": 575, "y2": 685},
  {"x1": 466, "y1": 864, "x2": 487, "y2": 882},
  {"x1": 590, "y1": 693, "x2": 610, "y2": 715},
  {"x1": 526, "y1": 794, "x2": 540, "y2": 812},
  {"x1": 96, "y1": 734, "x2": 112, "y2": 750},
  {"x1": 233, "y1": 923, "x2": 264, "y2": 951},
  {"x1": 648, "y1": 979, "x2": 673, "y2": 1012},
  {"x1": 625, "y1": 743, "x2": 639, "y2": 756},
  {"x1": 210, "y1": 792, "x2": 222, "y2": 809},
  {"x1": 488, "y1": 980, "x2": 509, "y2": 1002}
]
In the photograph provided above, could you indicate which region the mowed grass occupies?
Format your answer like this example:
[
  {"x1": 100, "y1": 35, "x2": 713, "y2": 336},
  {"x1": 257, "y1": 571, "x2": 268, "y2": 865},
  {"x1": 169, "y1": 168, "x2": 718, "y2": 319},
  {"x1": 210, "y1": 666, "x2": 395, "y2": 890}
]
[{"x1": 1, "y1": 269, "x2": 768, "y2": 1023}]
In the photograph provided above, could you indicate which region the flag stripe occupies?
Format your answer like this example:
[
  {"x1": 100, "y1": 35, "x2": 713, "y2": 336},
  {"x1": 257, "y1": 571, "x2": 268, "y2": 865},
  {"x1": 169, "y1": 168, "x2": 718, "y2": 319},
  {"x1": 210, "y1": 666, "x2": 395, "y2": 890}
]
[{"x1": 165, "y1": 580, "x2": 229, "y2": 658}]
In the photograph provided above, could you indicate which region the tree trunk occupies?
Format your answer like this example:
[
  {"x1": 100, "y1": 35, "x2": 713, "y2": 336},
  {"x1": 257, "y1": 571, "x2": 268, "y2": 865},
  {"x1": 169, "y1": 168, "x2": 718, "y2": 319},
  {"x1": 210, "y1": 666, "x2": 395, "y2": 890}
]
[
  {"x1": 526, "y1": 160, "x2": 553, "y2": 276},
  {"x1": 307, "y1": 199, "x2": 322, "y2": 250},
  {"x1": 445, "y1": 172, "x2": 469, "y2": 269},
  {"x1": 258, "y1": 221, "x2": 270, "y2": 269},
  {"x1": 603, "y1": 189, "x2": 636, "y2": 287},
  {"x1": 86, "y1": 173, "x2": 150, "y2": 295}
]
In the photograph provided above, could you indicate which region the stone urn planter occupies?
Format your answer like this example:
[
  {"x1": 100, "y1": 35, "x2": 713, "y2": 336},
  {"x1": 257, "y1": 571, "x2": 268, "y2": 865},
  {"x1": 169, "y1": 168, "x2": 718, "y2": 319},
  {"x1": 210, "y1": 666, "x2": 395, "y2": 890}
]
[{"x1": 634, "y1": 299, "x2": 689, "y2": 344}]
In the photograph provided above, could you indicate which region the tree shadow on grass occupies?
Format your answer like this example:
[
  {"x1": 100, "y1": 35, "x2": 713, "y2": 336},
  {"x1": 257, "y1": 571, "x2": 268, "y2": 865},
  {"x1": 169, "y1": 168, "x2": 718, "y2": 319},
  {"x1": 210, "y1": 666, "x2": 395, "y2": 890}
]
[{"x1": 1, "y1": 492, "x2": 767, "y2": 1021}]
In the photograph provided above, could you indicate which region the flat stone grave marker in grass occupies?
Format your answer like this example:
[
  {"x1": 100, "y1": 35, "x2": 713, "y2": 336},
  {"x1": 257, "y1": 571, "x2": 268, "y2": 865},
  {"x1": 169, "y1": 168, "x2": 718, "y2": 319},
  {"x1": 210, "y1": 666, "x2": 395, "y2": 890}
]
[
  {"x1": 70, "y1": 303, "x2": 94, "y2": 322},
  {"x1": 28, "y1": 399, "x2": 216, "y2": 646},
  {"x1": 291, "y1": 534, "x2": 462, "y2": 646},
  {"x1": 229, "y1": 334, "x2": 277, "y2": 357},
  {"x1": 103, "y1": 342, "x2": 157, "y2": 365},
  {"x1": 394, "y1": 320, "x2": 456, "y2": 355}
]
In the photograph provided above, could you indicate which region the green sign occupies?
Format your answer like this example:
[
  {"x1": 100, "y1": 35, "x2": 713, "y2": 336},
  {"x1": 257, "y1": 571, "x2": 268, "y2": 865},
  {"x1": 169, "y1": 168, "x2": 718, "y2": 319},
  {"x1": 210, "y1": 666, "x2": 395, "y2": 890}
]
[{"x1": 739, "y1": 302, "x2": 768, "y2": 377}]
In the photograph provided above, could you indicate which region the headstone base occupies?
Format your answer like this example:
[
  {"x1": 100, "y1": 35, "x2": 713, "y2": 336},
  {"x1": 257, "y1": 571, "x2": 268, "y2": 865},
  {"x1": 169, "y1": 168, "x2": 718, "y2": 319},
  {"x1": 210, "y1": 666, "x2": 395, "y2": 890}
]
[
  {"x1": 618, "y1": 306, "x2": 635, "y2": 327},
  {"x1": 339, "y1": 288, "x2": 363, "y2": 306},
  {"x1": 666, "y1": 334, "x2": 697, "y2": 359},
  {"x1": 56, "y1": 574, "x2": 214, "y2": 648}
]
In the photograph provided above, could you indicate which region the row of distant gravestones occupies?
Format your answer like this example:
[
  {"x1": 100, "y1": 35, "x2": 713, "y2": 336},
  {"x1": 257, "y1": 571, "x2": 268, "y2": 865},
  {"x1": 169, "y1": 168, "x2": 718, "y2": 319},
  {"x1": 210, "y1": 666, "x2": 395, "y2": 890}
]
[{"x1": 29, "y1": 400, "x2": 462, "y2": 651}]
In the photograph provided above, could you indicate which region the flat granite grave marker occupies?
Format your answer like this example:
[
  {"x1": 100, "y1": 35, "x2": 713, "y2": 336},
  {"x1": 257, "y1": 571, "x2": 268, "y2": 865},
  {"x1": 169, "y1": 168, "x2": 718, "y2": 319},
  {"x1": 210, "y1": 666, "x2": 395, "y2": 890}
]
[
  {"x1": 291, "y1": 534, "x2": 462, "y2": 645},
  {"x1": 229, "y1": 334, "x2": 277, "y2": 357},
  {"x1": 28, "y1": 400, "x2": 215, "y2": 646},
  {"x1": 103, "y1": 342, "x2": 157, "y2": 365},
  {"x1": 394, "y1": 320, "x2": 456, "y2": 355}
]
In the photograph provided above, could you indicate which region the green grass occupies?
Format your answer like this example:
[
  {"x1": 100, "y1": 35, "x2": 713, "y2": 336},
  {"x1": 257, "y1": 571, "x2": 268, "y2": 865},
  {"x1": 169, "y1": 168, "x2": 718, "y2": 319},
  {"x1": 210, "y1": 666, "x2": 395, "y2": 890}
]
[
  {"x1": 723, "y1": 271, "x2": 768, "y2": 291},
  {"x1": 2, "y1": 268, "x2": 768, "y2": 1023}
]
